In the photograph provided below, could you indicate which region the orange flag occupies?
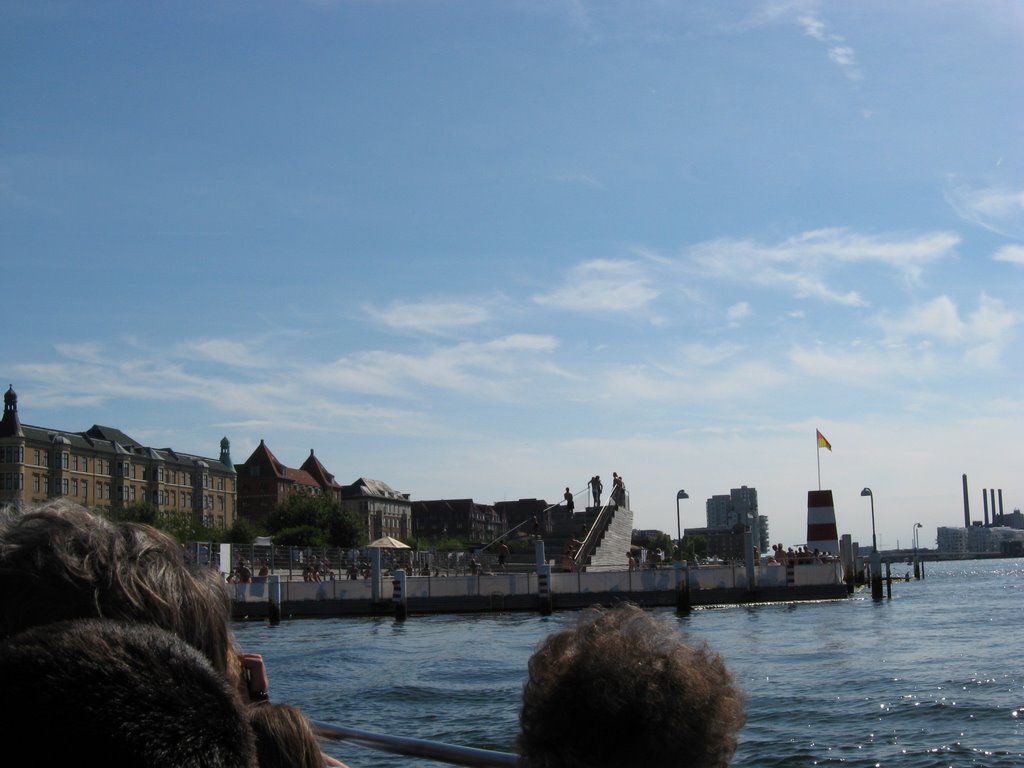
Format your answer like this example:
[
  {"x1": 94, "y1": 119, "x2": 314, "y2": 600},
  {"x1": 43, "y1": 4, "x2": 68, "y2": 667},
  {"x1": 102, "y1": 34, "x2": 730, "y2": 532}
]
[{"x1": 816, "y1": 429, "x2": 832, "y2": 451}]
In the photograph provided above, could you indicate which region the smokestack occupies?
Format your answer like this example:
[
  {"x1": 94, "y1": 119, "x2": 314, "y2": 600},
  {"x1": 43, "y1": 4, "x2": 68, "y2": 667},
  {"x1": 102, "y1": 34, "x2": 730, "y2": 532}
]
[
  {"x1": 962, "y1": 474, "x2": 971, "y2": 527},
  {"x1": 999, "y1": 489, "x2": 1004, "y2": 525},
  {"x1": 991, "y1": 489, "x2": 996, "y2": 526},
  {"x1": 983, "y1": 489, "x2": 989, "y2": 526}
]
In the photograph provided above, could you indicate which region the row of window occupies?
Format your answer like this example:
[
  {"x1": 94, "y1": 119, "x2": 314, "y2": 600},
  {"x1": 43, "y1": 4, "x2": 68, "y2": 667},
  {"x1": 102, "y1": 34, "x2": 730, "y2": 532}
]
[
  {"x1": 0, "y1": 446, "x2": 24, "y2": 464},
  {"x1": 17, "y1": 473, "x2": 231, "y2": 512},
  {"x1": 14, "y1": 449, "x2": 234, "y2": 491},
  {"x1": 30, "y1": 474, "x2": 102, "y2": 499}
]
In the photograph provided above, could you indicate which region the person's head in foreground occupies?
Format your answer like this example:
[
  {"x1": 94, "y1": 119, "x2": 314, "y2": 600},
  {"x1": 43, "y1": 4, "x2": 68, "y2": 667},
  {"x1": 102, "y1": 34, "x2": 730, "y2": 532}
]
[
  {"x1": 0, "y1": 618, "x2": 257, "y2": 767},
  {"x1": 0, "y1": 499, "x2": 233, "y2": 661},
  {"x1": 0, "y1": 499, "x2": 241, "y2": 689},
  {"x1": 518, "y1": 602, "x2": 746, "y2": 768},
  {"x1": 248, "y1": 703, "x2": 326, "y2": 768}
]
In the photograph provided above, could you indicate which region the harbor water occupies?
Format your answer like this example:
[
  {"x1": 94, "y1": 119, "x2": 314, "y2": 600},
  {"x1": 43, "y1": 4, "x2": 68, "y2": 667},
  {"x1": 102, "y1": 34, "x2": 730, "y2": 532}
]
[{"x1": 233, "y1": 558, "x2": 1024, "y2": 767}]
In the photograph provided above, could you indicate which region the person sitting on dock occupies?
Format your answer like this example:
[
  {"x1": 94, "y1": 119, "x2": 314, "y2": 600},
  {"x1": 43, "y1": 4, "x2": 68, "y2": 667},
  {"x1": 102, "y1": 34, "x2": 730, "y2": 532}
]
[{"x1": 518, "y1": 602, "x2": 746, "y2": 768}]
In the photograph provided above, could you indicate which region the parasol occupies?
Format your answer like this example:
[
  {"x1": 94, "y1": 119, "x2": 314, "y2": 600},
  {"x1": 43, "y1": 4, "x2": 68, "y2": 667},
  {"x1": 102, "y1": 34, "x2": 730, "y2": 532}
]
[{"x1": 366, "y1": 535, "x2": 410, "y2": 550}]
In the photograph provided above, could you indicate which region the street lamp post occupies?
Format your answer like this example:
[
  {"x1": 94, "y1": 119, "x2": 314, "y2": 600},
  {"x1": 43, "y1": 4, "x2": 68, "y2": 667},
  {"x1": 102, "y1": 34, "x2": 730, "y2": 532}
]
[
  {"x1": 913, "y1": 522, "x2": 923, "y2": 579},
  {"x1": 861, "y1": 487, "x2": 883, "y2": 599},
  {"x1": 860, "y1": 487, "x2": 878, "y2": 552},
  {"x1": 676, "y1": 490, "x2": 689, "y2": 561}
]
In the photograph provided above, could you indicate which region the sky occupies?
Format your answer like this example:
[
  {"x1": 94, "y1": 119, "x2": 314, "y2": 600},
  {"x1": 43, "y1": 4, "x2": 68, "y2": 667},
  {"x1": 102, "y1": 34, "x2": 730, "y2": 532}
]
[{"x1": 3, "y1": 0, "x2": 1023, "y2": 550}]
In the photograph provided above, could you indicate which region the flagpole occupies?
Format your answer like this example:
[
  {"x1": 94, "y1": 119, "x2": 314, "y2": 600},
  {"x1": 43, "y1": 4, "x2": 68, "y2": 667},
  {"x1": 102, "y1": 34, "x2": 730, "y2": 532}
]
[{"x1": 816, "y1": 441, "x2": 821, "y2": 490}]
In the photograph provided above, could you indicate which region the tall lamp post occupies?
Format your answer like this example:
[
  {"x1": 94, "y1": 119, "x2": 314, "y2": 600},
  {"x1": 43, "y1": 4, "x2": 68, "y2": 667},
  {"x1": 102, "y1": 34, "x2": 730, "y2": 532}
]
[
  {"x1": 676, "y1": 490, "x2": 689, "y2": 561},
  {"x1": 912, "y1": 522, "x2": 923, "y2": 579},
  {"x1": 861, "y1": 487, "x2": 883, "y2": 599}
]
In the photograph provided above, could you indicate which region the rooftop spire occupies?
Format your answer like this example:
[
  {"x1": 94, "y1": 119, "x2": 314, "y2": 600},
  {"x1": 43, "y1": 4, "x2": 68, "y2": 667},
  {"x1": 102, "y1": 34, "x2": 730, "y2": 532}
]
[{"x1": 0, "y1": 385, "x2": 23, "y2": 438}]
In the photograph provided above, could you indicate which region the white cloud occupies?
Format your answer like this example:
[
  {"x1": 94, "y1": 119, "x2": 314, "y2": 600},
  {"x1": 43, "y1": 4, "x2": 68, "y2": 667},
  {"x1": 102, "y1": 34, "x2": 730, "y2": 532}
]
[
  {"x1": 177, "y1": 339, "x2": 269, "y2": 369},
  {"x1": 871, "y1": 293, "x2": 1019, "y2": 371},
  {"x1": 680, "y1": 342, "x2": 744, "y2": 367},
  {"x1": 878, "y1": 296, "x2": 965, "y2": 342},
  {"x1": 309, "y1": 334, "x2": 562, "y2": 401},
  {"x1": 876, "y1": 293, "x2": 1017, "y2": 347},
  {"x1": 688, "y1": 228, "x2": 957, "y2": 306},
  {"x1": 945, "y1": 182, "x2": 1024, "y2": 238},
  {"x1": 364, "y1": 299, "x2": 491, "y2": 336},
  {"x1": 533, "y1": 259, "x2": 660, "y2": 314},
  {"x1": 745, "y1": 5, "x2": 863, "y2": 80},
  {"x1": 827, "y1": 45, "x2": 862, "y2": 80},
  {"x1": 994, "y1": 244, "x2": 1024, "y2": 265},
  {"x1": 596, "y1": 358, "x2": 786, "y2": 404},
  {"x1": 797, "y1": 14, "x2": 834, "y2": 42},
  {"x1": 53, "y1": 342, "x2": 106, "y2": 365},
  {"x1": 727, "y1": 302, "x2": 752, "y2": 324},
  {"x1": 966, "y1": 293, "x2": 1018, "y2": 345},
  {"x1": 789, "y1": 343, "x2": 939, "y2": 386}
]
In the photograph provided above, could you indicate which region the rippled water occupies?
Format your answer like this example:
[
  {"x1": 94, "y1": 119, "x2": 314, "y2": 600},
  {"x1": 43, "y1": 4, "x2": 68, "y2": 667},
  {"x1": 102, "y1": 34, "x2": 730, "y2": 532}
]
[{"x1": 234, "y1": 558, "x2": 1024, "y2": 767}]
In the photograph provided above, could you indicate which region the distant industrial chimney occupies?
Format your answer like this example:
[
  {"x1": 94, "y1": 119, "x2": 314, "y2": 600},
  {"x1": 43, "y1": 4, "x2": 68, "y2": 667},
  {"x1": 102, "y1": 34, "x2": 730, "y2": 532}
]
[
  {"x1": 962, "y1": 474, "x2": 970, "y2": 527},
  {"x1": 983, "y1": 489, "x2": 989, "y2": 526},
  {"x1": 991, "y1": 489, "x2": 996, "y2": 526},
  {"x1": 999, "y1": 489, "x2": 1004, "y2": 524}
]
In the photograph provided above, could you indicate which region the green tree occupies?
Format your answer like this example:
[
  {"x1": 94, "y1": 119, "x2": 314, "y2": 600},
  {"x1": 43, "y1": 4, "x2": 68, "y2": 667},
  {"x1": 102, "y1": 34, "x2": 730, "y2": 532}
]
[
  {"x1": 156, "y1": 508, "x2": 220, "y2": 544},
  {"x1": 326, "y1": 506, "x2": 365, "y2": 548},
  {"x1": 223, "y1": 515, "x2": 260, "y2": 545},
  {"x1": 110, "y1": 501, "x2": 159, "y2": 526},
  {"x1": 631, "y1": 530, "x2": 672, "y2": 552},
  {"x1": 681, "y1": 535, "x2": 708, "y2": 564},
  {"x1": 266, "y1": 491, "x2": 333, "y2": 533},
  {"x1": 421, "y1": 535, "x2": 468, "y2": 552}
]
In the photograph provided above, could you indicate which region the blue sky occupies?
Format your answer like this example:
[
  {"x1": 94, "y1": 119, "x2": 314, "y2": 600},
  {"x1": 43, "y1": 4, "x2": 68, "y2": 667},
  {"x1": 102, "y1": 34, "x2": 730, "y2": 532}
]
[{"x1": 3, "y1": 1, "x2": 1022, "y2": 549}]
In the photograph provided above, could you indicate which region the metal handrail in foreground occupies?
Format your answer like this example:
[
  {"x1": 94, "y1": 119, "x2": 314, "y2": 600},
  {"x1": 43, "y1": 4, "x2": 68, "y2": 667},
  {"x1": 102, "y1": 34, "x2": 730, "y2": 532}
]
[{"x1": 313, "y1": 721, "x2": 519, "y2": 768}]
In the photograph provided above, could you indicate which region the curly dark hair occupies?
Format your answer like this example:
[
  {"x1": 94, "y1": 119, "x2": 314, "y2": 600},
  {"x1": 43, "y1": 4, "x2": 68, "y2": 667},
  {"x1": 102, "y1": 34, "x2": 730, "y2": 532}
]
[{"x1": 518, "y1": 602, "x2": 745, "y2": 768}]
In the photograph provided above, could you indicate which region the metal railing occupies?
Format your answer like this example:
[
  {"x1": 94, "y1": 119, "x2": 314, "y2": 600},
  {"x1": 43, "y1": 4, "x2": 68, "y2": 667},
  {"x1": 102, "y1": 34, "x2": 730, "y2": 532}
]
[{"x1": 314, "y1": 721, "x2": 518, "y2": 767}]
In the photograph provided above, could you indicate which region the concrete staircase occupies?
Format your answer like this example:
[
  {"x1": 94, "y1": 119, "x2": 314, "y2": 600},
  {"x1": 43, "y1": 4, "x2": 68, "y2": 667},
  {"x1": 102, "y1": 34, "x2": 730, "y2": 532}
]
[{"x1": 543, "y1": 495, "x2": 634, "y2": 571}]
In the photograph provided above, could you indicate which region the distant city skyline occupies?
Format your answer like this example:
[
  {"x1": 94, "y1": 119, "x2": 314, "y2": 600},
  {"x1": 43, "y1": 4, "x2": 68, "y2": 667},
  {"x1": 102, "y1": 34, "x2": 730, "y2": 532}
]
[{"x1": 3, "y1": 1, "x2": 1022, "y2": 548}]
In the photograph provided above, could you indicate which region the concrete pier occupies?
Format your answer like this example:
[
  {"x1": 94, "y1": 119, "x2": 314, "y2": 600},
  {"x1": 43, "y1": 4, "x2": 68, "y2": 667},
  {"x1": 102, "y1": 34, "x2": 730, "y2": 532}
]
[{"x1": 231, "y1": 561, "x2": 848, "y2": 620}]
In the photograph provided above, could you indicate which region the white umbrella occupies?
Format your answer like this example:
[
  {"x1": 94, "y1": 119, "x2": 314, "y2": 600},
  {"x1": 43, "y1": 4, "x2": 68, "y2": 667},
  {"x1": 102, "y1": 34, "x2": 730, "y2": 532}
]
[{"x1": 366, "y1": 535, "x2": 410, "y2": 550}]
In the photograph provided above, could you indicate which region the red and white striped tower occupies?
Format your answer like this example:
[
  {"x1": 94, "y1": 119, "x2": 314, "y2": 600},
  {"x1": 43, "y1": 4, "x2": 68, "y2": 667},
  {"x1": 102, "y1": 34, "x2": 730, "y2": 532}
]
[{"x1": 806, "y1": 490, "x2": 839, "y2": 555}]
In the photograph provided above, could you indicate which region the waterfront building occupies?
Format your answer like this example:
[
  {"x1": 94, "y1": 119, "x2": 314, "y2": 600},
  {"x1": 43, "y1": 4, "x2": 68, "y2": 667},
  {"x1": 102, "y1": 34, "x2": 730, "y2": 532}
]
[
  {"x1": 936, "y1": 526, "x2": 968, "y2": 555},
  {"x1": 234, "y1": 443, "x2": 411, "y2": 542},
  {"x1": 0, "y1": 386, "x2": 237, "y2": 528},
  {"x1": 967, "y1": 524, "x2": 997, "y2": 553},
  {"x1": 704, "y1": 485, "x2": 769, "y2": 553},
  {"x1": 411, "y1": 498, "x2": 502, "y2": 545},
  {"x1": 1000, "y1": 509, "x2": 1024, "y2": 530},
  {"x1": 340, "y1": 478, "x2": 412, "y2": 542},
  {"x1": 634, "y1": 528, "x2": 663, "y2": 541},
  {"x1": 235, "y1": 441, "x2": 344, "y2": 524},
  {"x1": 682, "y1": 525, "x2": 749, "y2": 562},
  {"x1": 494, "y1": 498, "x2": 550, "y2": 536}
]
